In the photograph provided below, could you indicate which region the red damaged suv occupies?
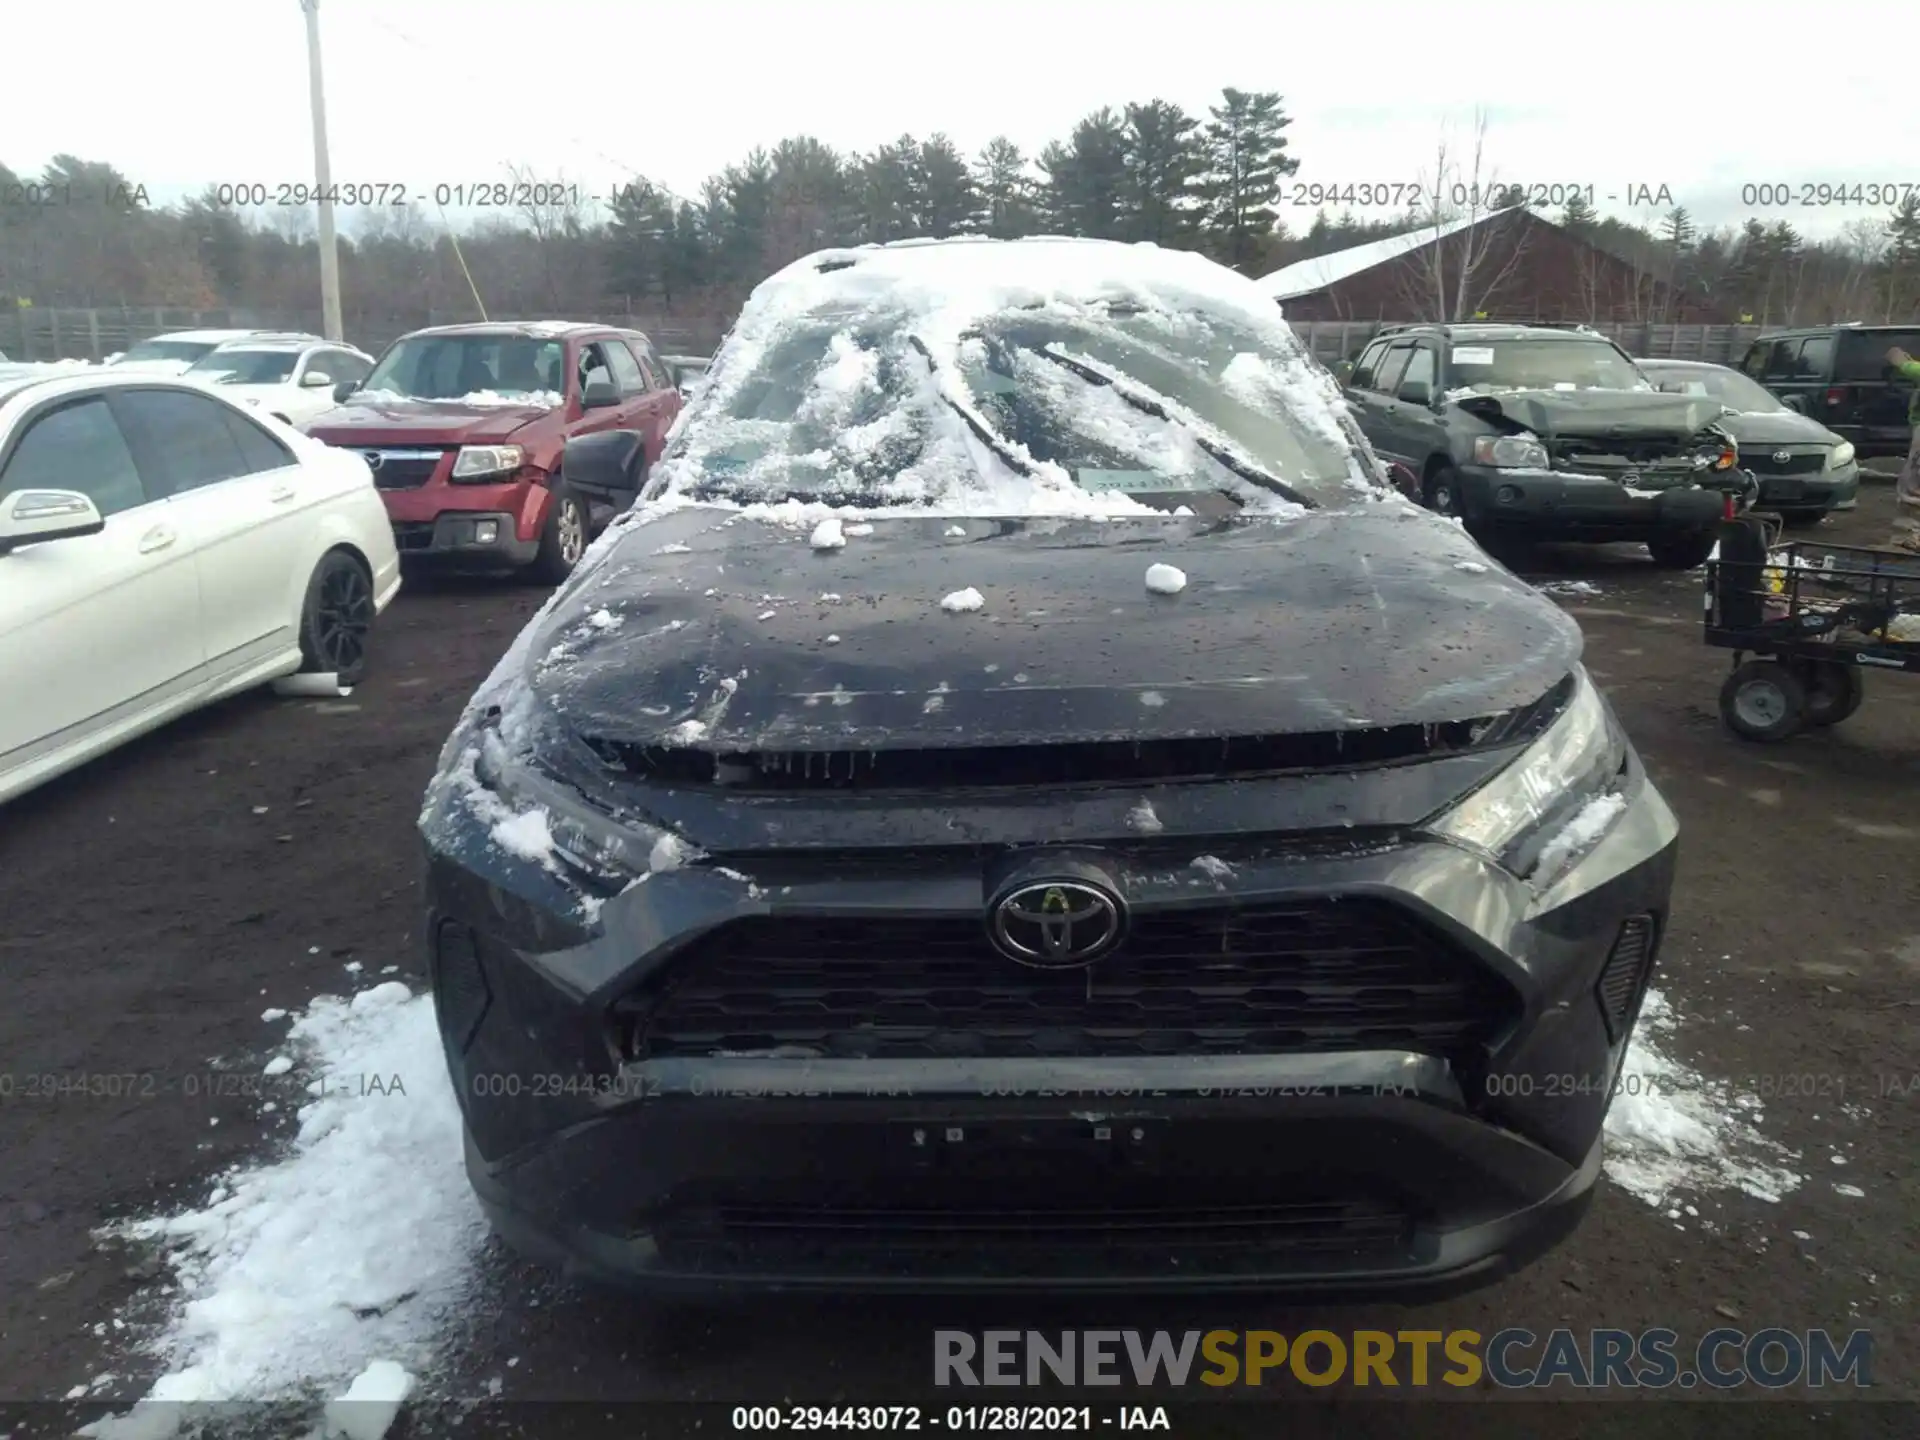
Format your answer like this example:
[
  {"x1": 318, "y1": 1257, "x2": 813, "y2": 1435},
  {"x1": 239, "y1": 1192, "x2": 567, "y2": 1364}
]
[{"x1": 304, "y1": 322, "x2": 683, "y2": 581}]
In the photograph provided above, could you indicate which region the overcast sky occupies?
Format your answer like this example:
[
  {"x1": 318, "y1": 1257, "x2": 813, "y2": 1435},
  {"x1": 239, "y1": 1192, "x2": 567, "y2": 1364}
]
[{"x1": 8, "y1": 0, "x2": 1914, "y2": 250}]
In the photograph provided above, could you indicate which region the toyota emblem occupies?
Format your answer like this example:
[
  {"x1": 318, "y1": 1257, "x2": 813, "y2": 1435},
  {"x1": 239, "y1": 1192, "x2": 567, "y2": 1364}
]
[
  {"x1": 988, "y1": 881, "x2": 1125, "y2": 968},
  {"x1": 1772, "y1": 449, "x2": 1792, "y2": 465}
]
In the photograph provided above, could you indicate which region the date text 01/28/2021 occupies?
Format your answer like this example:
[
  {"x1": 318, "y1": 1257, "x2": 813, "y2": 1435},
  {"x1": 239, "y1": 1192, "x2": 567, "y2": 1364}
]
[{"x1": 730, "y1": 1407, "x2": 1170, "y2": 1432}]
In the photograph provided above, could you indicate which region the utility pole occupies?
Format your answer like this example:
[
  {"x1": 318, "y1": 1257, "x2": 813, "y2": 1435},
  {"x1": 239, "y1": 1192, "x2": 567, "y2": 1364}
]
[{"x1": 301, "y1": 0, "x2": 344, "y2": 340}]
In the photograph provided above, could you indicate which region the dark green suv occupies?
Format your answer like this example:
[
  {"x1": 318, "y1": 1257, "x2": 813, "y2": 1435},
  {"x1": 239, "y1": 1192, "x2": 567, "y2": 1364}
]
[
  {"x1": 1737, "y1": 324, "x2": 1920, "y2": 459},
  {"x1": 1340, "y1": 323, "x2": 1746, "y2": 568}
]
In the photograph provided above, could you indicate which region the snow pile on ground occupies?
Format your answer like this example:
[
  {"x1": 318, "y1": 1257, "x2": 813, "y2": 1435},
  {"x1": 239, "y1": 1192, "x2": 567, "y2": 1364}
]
[
  {"x1": 1534, "y1": 579, "x2": 1603, "y2": 599},
  {"x1": 809, "y1": 516, "x2": 847, "y2": 550},
  {"x1": 86, "y1": 983, "x2": 481, "y2": 1436},
  {"x1": 941, "y1": 586, "x2": 985, "y2": 613},
  {"x1": 1144, "y1": 563, "x2": 1187, "y2": 595},
  {"x1": 1604, "y1": 989, "x2": 1803, "y2": 1209},
  {"x1": 322, "y1": 1360, "x2": 414, "y2": 1440}
]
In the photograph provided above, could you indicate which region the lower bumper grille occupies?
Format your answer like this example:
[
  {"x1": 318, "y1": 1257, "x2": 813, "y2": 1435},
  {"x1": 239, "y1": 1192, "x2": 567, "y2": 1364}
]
[
  {"x1": 393, "y1": 521, "x2": 436, "y2": 552},
  {"x1": 622, "y1": 900, "x2": 1520, "y2": 1062},
  {"x1": 657, "y1": 1195, "x2": 1415, "y2": 1270}
]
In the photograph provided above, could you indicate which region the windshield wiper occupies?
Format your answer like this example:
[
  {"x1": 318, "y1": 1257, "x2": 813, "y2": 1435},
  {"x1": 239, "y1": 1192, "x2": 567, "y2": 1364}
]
[
  {"x1": 906, "y1": 334, "x2": 1041, "y2": 478},
  {"x1": 1028, "y1": 346, "x2": 1317, "y2": 508}
]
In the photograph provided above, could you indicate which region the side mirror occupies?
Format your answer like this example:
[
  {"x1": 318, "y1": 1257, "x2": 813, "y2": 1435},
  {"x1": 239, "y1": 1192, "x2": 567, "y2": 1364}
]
[
  {"x1": 1331, "y1": 360, "x2": 1355, "y2": 384},
  {"x1": 1396, "y1": 379, "x2": 1432, "y2": 406},
  {"x1": 581, "y1": 376, "x2": 620, "y2": 410},
  {"x1": 332, "y1": 379, "x2": 360, "y2": 403},
  {"x1": 561, "y1": 429, "x2": 645, "y2": 505},
  {"x1": 0, "y1": 489, "x2": 105, "y2": 556},
  {"x1": 1781, "y1": 394, "x2": 1808, "y2": 414},
  {"x1": 302, "y1": 370, "x2": 333, "y2": 389}
]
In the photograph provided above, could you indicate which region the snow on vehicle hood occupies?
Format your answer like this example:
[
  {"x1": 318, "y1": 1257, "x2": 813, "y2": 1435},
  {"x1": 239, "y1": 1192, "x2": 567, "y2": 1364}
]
[{"x1": 1455, "y1": 388, "x2": 1727, "y2": 442}]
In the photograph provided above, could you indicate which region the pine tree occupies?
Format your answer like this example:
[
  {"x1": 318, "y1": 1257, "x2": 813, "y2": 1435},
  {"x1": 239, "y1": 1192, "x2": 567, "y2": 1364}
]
[
  {"x1": 973, "y1": 137, "x2": 1039, "y2": 238},
  {"x1": 764, "y1": 136, "x2": 856, "y2": 266},
  {"x1": 179, "y1": 187, "x2": 251, "y2": 301},
  {"x1": 1195, "y1": 88, "x2": 1297, "y2": 273},
  {"x1": 606, "y1": 178, "x2": 679, "y2": 303},
  {"x1": 858, "y1": 135, "x2": 923, "y2": 244},
  {"x1": 1660, "y1": 206, "x2": 1696, "y2": 251},
  {"x1": 1039, "y1": 108, "x2": 1129, "y2": 239},
  {"x1": 1119, "y1": 99, "x2": 1205, "y2": 246},
  {"x1": 1886, "y1": 194, "x2": 1920, "y2": 318},
  {"x1": 718, "y1": 151, "x2": 774, "y2": 285},
  {"x1": 1560, "y1": 192, "x2": 1597, "y2": 230},
  {"x1": 917, "y1": 134, "x2": 979, "y2": 238}
]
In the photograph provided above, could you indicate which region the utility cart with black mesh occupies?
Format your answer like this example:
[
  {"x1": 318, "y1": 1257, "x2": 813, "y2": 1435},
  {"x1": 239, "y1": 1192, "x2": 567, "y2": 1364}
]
[{"x1": 1704, "y1": 512, "x2": 1920, "y2": 741}]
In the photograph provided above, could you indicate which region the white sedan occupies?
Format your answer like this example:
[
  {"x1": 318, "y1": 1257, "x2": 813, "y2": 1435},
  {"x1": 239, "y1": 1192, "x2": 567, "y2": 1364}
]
[
  {"x1": 0, "y1": 370, "x2": 402, "y2": 805},
  {"x1": 183, "y1": 337, "x2": 376, "y2": 426}
]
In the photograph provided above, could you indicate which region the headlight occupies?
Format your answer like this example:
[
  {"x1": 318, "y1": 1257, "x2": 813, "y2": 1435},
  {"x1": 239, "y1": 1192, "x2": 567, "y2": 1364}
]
[
  {"x1": 451, "y1": 444, "x2": 525, "y2": 481},
  {"x1": 1827, "y1": 441, "x2": 1855, "y2": 470},
  {"x1": 1692, "y1": 439, "x2": 1739, "y2": 472},
  {"x1": 1427, "y1": 668, "x2": 1627, "y2": 881},
  {"x1": 1470, "y1": 435, "x2": 1549, "y2": 469},
  {"x1": 473, "y1": 727, "x2": 682, "y2": 886}
]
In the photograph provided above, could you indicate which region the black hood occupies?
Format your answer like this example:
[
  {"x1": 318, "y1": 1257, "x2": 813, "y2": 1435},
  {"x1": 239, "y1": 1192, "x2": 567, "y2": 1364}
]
[
  {"x1": 1457, "y1": 389, "x2": 1724, "y2": 441},
  {"x1": 514, "y1": 504, "x2": 1580, "y2": 754}
]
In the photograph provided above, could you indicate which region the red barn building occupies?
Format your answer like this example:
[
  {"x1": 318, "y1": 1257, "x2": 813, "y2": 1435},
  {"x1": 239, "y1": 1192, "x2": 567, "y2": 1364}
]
[{"x1": 1256, "y1": 208, "x2": 1723, "y2": 324}]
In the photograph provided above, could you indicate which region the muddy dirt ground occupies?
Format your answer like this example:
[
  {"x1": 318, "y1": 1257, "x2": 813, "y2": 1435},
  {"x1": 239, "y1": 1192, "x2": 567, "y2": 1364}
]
[{"x1": 2, "y1": 493, "x2": 1917, "y2": 1437}]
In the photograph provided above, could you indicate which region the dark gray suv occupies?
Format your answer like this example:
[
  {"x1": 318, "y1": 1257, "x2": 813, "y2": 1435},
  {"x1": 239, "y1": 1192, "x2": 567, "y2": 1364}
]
[{"x1": 1342, "y1": 323, "x2": 1748, "y2": 568}]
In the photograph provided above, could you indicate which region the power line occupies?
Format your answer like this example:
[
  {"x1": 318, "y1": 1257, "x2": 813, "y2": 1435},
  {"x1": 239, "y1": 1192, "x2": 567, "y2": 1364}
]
[{"x1": 347, "y1": 4, "x2": 697, "y2": 212}]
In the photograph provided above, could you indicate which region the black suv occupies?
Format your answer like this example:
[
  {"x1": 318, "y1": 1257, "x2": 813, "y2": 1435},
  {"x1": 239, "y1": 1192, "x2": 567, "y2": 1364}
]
[
  {"x1": 1341, "y1": 323, "x2": 1745, "y2": 568},
  {"x1": 1737, "y1": 324, "x2": 1920, "y2": 459}
]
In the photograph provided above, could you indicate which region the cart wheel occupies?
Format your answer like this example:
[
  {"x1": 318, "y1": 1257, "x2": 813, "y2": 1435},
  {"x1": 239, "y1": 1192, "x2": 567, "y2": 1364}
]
[
  {"x1": 1720, "y1": 660, "x2": 1809, "y2": 742},
  {"x1": 1791, "y1": 659, "x2": 1865, "y2": 727}
]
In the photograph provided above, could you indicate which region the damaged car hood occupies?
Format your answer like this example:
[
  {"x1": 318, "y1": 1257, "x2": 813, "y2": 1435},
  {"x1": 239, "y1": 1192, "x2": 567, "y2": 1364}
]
[
  {"x1": 512, "y1": 504, "x2": 1581, "y2": 753},
  {"x1": 1456, "y1": 388, "x2": 1725, "y2": 441}
]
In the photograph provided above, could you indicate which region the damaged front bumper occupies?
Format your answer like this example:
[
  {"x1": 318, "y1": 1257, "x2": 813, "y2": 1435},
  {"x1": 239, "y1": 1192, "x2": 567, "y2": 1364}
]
[
  {"x1": 421, "y1": 739, "x2": 1679, "y2": 1298},
  {"x1": 1454, "y1": 464, "x2": 1732, "y2": 540}
]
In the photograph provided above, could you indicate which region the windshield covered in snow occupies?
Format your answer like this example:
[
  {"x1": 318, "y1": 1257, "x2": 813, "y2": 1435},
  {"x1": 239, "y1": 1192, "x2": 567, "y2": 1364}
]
[
  {"x1": 659, "y1": 245, "x2": 1384, "y2": 513},
  {"x1": 1641, "y1": 364, "x2": 1784, "y2": 413},
  {"x1": 1446, "y1": 339, "x2": 1650, "y2": 397},
  {"x1": 360, "y1": 335, "x2": 566, "y2": 404},
  {"x1": 186, "y1": 348, "x2": 301, "y2": 384}
]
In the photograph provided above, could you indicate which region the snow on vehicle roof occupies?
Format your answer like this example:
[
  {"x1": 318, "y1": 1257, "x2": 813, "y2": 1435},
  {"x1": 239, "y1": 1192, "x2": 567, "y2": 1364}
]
[
  {"x1": 1254, "y1": 209, "x2": 1522, "y2": 303},
  {"x1": 409, "y1": 320, "x2": 609, "y2": 339},
  {"x1": 145, "y1": 328, "x2": 272, "y2": 343}
]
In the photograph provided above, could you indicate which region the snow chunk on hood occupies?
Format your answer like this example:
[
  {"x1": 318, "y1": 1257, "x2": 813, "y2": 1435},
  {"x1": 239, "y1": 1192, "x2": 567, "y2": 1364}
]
[{"x1": 1144, "y1": 563, "x2": 1187, "y2": 594}]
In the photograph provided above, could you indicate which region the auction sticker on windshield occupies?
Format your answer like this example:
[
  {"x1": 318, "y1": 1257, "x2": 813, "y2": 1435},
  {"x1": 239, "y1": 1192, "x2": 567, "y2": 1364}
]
[{"x1": 1451, "y1": 347, "x2": 1496, "y2": 365}]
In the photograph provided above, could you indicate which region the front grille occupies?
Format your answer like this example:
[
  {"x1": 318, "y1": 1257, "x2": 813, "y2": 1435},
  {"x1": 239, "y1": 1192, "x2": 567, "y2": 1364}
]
[
  {"x1": 357, "y1": 449, "x2": 443, "y2": 490},
  {"x1": 1550, "y1": 438, "x2": 1700, "y2": 473},
  {"x1": 655, "y1": 1195, "x2": 1414, "y2": 1271},
  {"x1": 620, "y1": 900, "x2": 1520, "y2": 1062},
  {"x1": 1747, "y1": 448, "x2": 1830, "y2": 476}
]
